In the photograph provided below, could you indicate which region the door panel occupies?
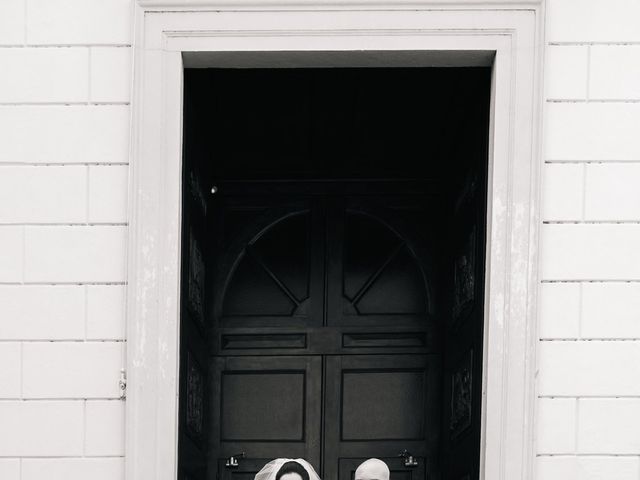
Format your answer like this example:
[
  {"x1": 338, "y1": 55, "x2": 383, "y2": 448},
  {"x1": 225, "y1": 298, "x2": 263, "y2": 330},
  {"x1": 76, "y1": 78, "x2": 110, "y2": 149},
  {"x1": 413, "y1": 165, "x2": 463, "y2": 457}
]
[
  {"x1": 209, "y1": 356, "x2": 322, "y2": 476},
  {"x1": 324, "y1": 355, "x2": 440, "y2": 480}
]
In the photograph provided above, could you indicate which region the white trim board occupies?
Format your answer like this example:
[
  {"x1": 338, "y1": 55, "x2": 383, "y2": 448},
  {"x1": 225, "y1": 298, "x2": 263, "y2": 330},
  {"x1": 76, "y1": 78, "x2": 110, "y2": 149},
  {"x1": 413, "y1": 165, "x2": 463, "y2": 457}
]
[{"x1": 126, "y1": 3, "x2": 545, "y2": 480}]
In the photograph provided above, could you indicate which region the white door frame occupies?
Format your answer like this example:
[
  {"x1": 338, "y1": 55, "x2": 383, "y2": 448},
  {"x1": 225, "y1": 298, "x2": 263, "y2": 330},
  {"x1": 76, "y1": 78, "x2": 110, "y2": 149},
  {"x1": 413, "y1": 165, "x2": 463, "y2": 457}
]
[{"x1": 126, "y1": 2, "x2": 545, "y2": 479}]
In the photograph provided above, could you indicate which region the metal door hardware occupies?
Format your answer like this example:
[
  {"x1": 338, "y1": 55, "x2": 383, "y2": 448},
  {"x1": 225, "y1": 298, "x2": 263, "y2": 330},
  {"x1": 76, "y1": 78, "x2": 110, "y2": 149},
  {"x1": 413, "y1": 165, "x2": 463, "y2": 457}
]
[
  {"x1": 398, "y1": 449, "x2": 419, "y2": 468},
  {"x1": 225, "y1": 452, "x2": 246, "y2": 468}
]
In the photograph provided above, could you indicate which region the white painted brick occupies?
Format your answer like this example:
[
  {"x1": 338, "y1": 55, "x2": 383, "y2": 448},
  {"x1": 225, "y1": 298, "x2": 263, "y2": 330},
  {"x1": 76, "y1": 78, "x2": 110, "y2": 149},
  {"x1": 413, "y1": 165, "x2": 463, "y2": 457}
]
[
  {"x1": 91, "y1": 47, "x2": 131, "y2": 103},
  {"x1": 0, "y1": 401, "x2": 83, "y2": 456},
  {"x1": 538, "y1": 283, "x2": 580, "y2": 339},
  {"x1": 591, "y1": 46, "x2": 640, "y2": 100},
  {"x1": 22, "y1": 342, "x2": 122, "y2": 398},
  {"x1": 536, "y1": 456, "x2": 640, "y2": 480},
  {"x1": 88, "y1": 165, "x2": 129, "y2": 223},
  {"x1": 0, "y1": 48, "x2": 88, "y2": 103},
  {"x1": 542, "y1": 163, "x2": 583, "y2": 221},
  {"x1": 27, "y1": 0, "x2": 131, "y2": 45},
  {"x1": 545, "y1": 46, "x2": 588, "y2": 99},
  {"x1": 0, "y1": 343, "x2": 21, "y2": 398},
  {"x1": 582, "y1": 283, "x2": 640, "y2": 339},
  {"x1": 24, "y1": 225, "x2": 127, "y2": 283},
  {"x1": 85, "y1": 400, "x2": 125, "y2": 456},
  {"x1": 539, "y1": 341, "x2": 640, "y2": 396},
  {"x1": 0, "y1": 459, "x2": 20, "y2": 480},
  {"x1": 0, "y1": 226, "x2": 23, "y2": 282},
  {"x1": 0, "y1": 166, "x2": 86, "y2": 223},
  {"x1": 547, "y1": 0, "x2": 640, "y2": 42},
  {"x1": 0, "y1": 0, "x2": 25, "y2": 45},
  {"x1": 0, "y1": 105, "x2": 129, "y2": 164},
  {"x1": 87, "y1": 285, "x2": 126, "y2": 340},
  {"x1": 541, "y1": 224, "x2": 640, "y2": 280},
  {"x1": 22, "y1": 458, "x2": 125, "y2": 480},
  {"x1": 537, "y1": 398, "x2": 576, "y2": 454},
  {"x1": 544, "y1": 103, "x2": 640, "y2": 161},
  {"x1": 579, "y1": 398, "x2": 640, "y2": 453},
  {"x1": 585, "y1": 164, "x2": 640, "y2": 221},
  {"x1": 0, "y1": 286, "x2": 85, "y2": 340}
]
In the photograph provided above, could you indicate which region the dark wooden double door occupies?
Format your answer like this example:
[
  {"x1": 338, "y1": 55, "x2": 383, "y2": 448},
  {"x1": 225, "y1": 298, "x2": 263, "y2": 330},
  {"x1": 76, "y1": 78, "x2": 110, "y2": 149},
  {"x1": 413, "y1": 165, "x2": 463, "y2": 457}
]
[{"x1": 205, "y1": 190, "x2": 442, "y2": 480}]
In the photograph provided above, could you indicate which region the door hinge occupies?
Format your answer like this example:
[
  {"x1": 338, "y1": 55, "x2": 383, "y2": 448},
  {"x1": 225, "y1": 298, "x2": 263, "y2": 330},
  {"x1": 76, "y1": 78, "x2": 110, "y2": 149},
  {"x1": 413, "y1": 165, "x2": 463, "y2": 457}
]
[{"x1": 119, "y1": 368, "x2": 127, "y2": 399}]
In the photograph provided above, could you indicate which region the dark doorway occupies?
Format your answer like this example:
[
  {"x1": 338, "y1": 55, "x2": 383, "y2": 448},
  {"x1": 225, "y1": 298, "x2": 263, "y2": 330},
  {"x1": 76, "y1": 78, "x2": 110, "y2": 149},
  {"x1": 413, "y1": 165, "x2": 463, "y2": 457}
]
[{"x1": 178, "y1": 67, "x2": 491, "y2": 480}]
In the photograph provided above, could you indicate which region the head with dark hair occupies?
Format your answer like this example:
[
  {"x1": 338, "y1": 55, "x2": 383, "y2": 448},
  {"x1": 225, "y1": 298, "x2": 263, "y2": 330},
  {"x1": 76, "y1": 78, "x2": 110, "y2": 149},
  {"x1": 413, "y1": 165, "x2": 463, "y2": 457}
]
[{"x1": 275, "y1": 461, "x2": 311, "y2": 480}]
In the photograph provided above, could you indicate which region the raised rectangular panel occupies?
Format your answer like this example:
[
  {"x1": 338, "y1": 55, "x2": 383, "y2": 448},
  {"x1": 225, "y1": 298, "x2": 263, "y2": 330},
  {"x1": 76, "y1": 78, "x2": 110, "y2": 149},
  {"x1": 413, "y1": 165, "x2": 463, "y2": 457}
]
[
  {"x1": 536, "y1": 456, "x2": 640, "y2": 480},
  {"x1": 0, "y1": 343, "x2": 21, "y2": 398},
  {"x1": 0, "y1": 401, "x2": 83, "y2": 456},
  {"x1": 0, "y1": 166, "x2": 86, "y2": 223},
  {"x1": 590, "y1": 46, "x2": 640, "y2": 100},
  {"x1": 547, "y1": 0, "x2": 640, "y2": 42},
  {"x1": 578, "y1": 399, "x2": 640, "y2": 454},
  {"x1": 538, "y1": 283, "x2": 580, "y2": 339},
  {"x1": 341, "y1": 370, "x2": 425, "y2": 440},
  {"x1": 544, "y1": 103, "x2": 640, "y2": 161},
  {"x1": 0, "y1": 106, "x2": 130, "y2": 164},
  {"x1": 22, "y1": 458, "x2": 125, "y2": 480},
  {"x1": 27, "y1": 0, "x2": 131, "y2": 45},
  {"x1": 342, "y1": 332, "x2": 426, "y2": 348},
  {"x1": 0, "y1": 459, "x2": 20, "y2": 480},
  {"x1": 86, "y1": 285, "x2": 126, "y2": 340},
  {"x1": 221, "y1": 372, "x2": 305, "y2": 441},
  {"x1": 541, "y1": 224, "x2": 640, "y2": 280},
  {"x1": 88, "y1": 165, "x2": 129, "y2": 223},
  {"x1": 0, "y1": 48, "x2": 88, "y2": 103},
  {"x1": 544, "y1": 46, "x2": 588, "y2": 99},
  {"x1": 0, "y1": 0, "x2": 24, "y2": 45},
  {"x1": 0, "y1": 285, "x2": 85, "y2": 340},
  {"x1": 582, "y1": 283, "x2": 640, "y2": 338},
  {"x1": 85, "y1": 400, "x2": 125, "y2": 456},
  {"x1": 536, "y1": 398, "x2": 576, "y2": 454},
  {"x1": 22, "y1": 342, "x2": 122, "y2": 398},
  {"x1": 542, "y1": 163, "x2": 583, "y2": 221},
  {"x1": 24, "y1": 225, "x2": 127, "y2": 283},
  {"x1": 90, "y1": 47, "x2": 132, "y2": 103},
  {"x1": 538, "y1": 341, "x2": 640, "y2": 396},
  {"x1": 221, "y1": 333, "x2": 307, "y2": 350},
  {"x1": 0, "y1": 226, "x2": 23, "y2": 282},
  {"x1": 585, "y1": 163, "x2": 640, "y2": 221}
]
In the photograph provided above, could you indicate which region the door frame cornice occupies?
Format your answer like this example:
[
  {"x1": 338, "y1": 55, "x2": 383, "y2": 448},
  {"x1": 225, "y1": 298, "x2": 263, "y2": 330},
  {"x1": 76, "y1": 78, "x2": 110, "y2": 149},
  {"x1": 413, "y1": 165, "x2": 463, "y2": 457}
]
[{"x1": 126, "y1": 2, "x2": 545, "y2": 479}]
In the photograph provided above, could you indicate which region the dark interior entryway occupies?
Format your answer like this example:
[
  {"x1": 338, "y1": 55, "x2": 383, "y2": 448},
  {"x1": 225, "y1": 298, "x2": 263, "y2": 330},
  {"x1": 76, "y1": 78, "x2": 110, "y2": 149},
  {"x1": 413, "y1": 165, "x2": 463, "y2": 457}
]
[{"x1": 178, "y1": 67, "x2": 491, "y2": 480}]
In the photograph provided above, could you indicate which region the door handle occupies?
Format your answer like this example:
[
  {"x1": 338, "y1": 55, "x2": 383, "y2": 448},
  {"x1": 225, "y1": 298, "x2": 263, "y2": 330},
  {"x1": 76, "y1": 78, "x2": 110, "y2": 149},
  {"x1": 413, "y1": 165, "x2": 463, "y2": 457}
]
[
  {"x1": 398, "y1": 449, "x2": 419, "y2": 468},
  {"x1": 225, "y1": 452, "x2": 246, "y2": 468}
]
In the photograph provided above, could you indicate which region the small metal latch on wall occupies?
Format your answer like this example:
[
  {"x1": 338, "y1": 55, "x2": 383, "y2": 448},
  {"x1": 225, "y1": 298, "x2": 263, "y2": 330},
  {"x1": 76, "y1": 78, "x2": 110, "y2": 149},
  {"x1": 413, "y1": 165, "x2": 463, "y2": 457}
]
[{"x1": 119, "y1": 368, "x2": 127, "y2": 399}]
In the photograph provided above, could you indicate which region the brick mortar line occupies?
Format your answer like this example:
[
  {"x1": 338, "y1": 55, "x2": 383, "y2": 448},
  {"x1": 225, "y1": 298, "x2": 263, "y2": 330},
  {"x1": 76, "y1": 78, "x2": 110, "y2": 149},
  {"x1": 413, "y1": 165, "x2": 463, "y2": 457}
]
[
  {"x1": 0, "y1": 44, "x2": 132, "y2": 48},
  {"x1": 0, "y1": 398, "x2": 125, "y2": 402},
  {"x1": 536, "y1": 453, "x2": 640, "y2": 457},
  {"x1": 540, "y1": 338, "x2": 640, "y2": 342},
  {"x1": 0, "y1": 101, "x2": 130, "y2": 106},
  {"x1": 0, "y1": 223, "x2": 128, "y2": 226},
  {"x1": 548, "y1": 42, "x2": 640, "y2": 46},
  {"x1": 0, "y1": 339, "x2": 126, "y2": 343},
  {"x1": 541, "y1": 280, "x2": 640, "y2": 283},
  {"x1": 0, "y1": 163, "x2": 130, "y2": 166},
  {"x1": 545, "y1": 160, "x2": 640, "y2": 163},
  {"x1": 542, "y1": 221, "x2": 640, "y2": 224},
  {"x1": 0, "y1": 282, "x2": 127, "y2": 286},
  {"x1": 539, "y1": 395, "x2": 640, "y2": 398},
  {"x1": 546, "y1": 99, "x2": 640, "y2": 103}
]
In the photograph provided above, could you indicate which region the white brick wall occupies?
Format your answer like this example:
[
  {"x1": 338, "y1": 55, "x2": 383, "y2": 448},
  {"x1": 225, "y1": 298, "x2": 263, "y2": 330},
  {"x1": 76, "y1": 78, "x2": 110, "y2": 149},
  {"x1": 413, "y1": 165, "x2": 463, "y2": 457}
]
[
  {"x1": 0, "y1": 1, "x2": 639, "y2": 479},
  {"x1": 538, "y1": 1, "x2": 640, "y2": 478},
  {"x1": 0, "y1": 2, "x2": 129, "y2": 478}
]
